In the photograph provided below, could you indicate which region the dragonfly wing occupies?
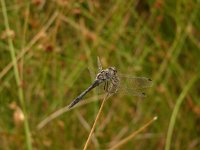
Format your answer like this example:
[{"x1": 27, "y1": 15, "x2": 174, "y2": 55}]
[
  {"x1": 119, "y1": 88, "x2": 146, "y2": 97},
  {"x1": 97, "y1": 56, "x2": 103, "y2": 72},
  {"x1": 118, "y1": 74, "x2": 153, "y2": 90}
]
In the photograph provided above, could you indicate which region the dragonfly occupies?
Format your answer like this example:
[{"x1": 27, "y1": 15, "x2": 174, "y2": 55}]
[{"x1": 68, "y1": 58, "x2": 152, "y2": 109}]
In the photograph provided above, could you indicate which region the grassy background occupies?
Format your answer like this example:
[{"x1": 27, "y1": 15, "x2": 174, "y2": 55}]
[{"x1": 0, "y1": 0, "x2": 200, "y2": 149}]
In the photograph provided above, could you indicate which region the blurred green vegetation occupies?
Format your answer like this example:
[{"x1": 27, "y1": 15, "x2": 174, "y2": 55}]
[{"x1": 0, "y1": 0, "x2": 200, "y2": 150}]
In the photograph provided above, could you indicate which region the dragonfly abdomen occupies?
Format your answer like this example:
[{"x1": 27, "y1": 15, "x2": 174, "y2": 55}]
[{"x1": 68, "y1": 80, "x2": 100, "y2": 109}]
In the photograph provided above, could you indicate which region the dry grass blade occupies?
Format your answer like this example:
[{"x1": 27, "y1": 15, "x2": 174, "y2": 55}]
[
  {"x1": 75, "y1": 112, "x2": 100, "y2": 148},
  {"x1": 83, "y1": 93, "x2": 110, "y2": 150},
  {"x1": 37, "y1": 94, "x2": 104, "y2": 129},
  {"x1": 108, "y1": 116, "x2": 157, "y2": 150}
]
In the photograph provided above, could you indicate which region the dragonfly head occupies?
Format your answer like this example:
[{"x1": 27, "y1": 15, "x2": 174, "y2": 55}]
[{"x1": 96, "y1": 67, "x2": 117, "y2": 83}]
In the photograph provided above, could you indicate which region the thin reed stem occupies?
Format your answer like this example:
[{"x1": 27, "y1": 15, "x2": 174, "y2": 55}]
[{"x1": 83, "y1": 93, "x2": 109, "y2": 150}]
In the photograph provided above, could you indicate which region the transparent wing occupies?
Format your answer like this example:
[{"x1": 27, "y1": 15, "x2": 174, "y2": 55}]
[
  {"x1": 119, "y1": 87, "x2": 146, "y2": 97},
  {"x1": 95, "y1": 74, "x2": 152, "y2": 97},
  {"x1": 118, "y1": 74, "x2": 153, "y2": 90},
  {"x1": 116, "y1": 74, "x2": 153, "y2": 97},
  {"x1": 97, "y1": 56, "x2": 103, "y2": 72}
]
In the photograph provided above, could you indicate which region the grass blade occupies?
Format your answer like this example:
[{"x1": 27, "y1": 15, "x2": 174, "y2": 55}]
[{"x1": 165, "y1": 76, "x2": 198, "y2": 150}]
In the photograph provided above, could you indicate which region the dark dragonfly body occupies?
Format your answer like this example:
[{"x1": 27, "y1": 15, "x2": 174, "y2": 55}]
[
  {"x1": 68, "y1": 67, "x2": 119, "y2": 109},
  {"x1": 68, "y1": 80, "x2": 100, "y2": 109}
]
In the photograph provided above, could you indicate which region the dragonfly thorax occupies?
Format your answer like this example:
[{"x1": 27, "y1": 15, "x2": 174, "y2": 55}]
[{"x1": 96, "y1": 67, "x2": 117, "y2": 82}]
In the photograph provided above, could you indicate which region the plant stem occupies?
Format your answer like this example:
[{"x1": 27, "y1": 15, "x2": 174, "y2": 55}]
[
  {"x1": 83, "y1": 93, "x2": 109, "y2": 150},
  {"x1": 165, "y1": 76, "x2": 198, "y2": 150},
  {"x1": 1, "y1": 0, "x2": 32, "y2": 150}
]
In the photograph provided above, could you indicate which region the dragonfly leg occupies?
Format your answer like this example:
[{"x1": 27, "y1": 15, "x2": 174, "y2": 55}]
[
  {"x1": 107, "y1": 79, "x2": 118, "y2": 94},
  {"x1": 104, "y1": 81, "x2": 109, "y2": 92}
]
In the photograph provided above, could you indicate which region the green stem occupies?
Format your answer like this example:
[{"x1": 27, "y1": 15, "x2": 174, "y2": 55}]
[
  {"x1": 1, "y1": 0, "x2": 32, "y2": 150},
  {"x1": 165, "y1": 76, "x2": 198, "y2": 150}
]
